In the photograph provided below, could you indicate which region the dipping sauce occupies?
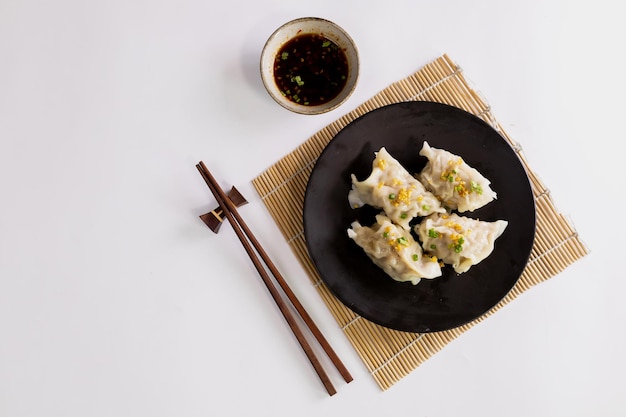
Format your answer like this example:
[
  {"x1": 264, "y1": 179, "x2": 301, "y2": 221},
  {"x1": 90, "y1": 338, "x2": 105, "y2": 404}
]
[{"x1": 273, "y1": 33, "x2": 349, "y2": 107}]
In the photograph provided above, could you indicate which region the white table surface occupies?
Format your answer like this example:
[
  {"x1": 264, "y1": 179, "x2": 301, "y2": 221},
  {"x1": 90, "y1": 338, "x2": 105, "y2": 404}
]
[{"x1": 1, "y1": 1, "x2": 624, "y2": 416}]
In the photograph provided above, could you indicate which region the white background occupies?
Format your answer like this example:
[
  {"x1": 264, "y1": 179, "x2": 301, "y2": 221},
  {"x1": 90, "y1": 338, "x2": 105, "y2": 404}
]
[{"x1": 1, "y1": 1, "x2": 623, "y2": 416}]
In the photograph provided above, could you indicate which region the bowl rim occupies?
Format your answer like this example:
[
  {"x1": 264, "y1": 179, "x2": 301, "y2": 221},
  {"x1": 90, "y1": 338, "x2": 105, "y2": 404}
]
[{"x1": 260, "y1": 17, "x2": 360, "y2": 115}]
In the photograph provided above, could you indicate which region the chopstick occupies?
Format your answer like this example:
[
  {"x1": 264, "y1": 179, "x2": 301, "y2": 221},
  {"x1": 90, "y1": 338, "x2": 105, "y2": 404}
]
[{"x1": 196, "y1": 161, "x2": 352, "y2": 396}]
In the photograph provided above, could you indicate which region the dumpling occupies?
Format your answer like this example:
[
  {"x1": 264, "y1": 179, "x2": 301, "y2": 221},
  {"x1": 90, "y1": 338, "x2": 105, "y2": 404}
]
[
  {"x1": 416, "y1": 213, "x2": 508, "y2": 274},
  {"x1": 347, "y1": 214, "x2": 442, "y2": 285},
  {"x1": 348, "y1": 147, "x2": 444, "y2": 229},
  {"x1": 417, "y1": 141, "x2": 497, "y2": 212}
]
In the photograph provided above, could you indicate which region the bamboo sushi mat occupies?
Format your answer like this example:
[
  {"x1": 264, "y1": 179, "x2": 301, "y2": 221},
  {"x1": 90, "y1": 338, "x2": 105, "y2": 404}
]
[{"x1": 251, "y1": 54, "x2": 589, "y2": 390}]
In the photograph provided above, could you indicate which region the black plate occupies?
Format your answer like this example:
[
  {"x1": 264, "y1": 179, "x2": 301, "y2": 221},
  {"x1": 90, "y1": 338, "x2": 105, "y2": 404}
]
[{"x1": 303, "y1": 101, "x2": 536, "y2": 333}]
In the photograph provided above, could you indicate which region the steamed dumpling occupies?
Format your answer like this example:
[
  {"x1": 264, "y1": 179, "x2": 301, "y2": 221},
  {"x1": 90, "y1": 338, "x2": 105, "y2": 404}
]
[
  {"x1": 417, "y1": 141, "x2": 497, "y2": 212},
  {"x1": 348, "y1": 214, "x2": 442, "y2": 285},
  {"x1": 416, "y1": 213, "x2": 508, "y2": 274},
  {"x1": 348, "y1": 147, "x2": 444, "y2": 229}
]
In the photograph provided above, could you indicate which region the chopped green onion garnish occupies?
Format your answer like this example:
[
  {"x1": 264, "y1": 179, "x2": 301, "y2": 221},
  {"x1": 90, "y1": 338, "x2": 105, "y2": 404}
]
[
  {"x1": 428, "y1": 228, "x2": 440, "y2": 238},
  {"x1": 470, "y1": 181, "x2": 483, "y2": 195},
  {"x1": 396, "y1": 237, "x2": 408, "y2": 246},
  {"x1": 412, "y1": 254, "x2": 419, "y2": 261},
  {"x1": 322, "y1": 40, "x2": 331, "y2": 48},
  {"x1": 388, "y1": 193, "x2": 396, "y2": 200},
  {"x1": 400, "y1": 212, "x2": 408, "y2": 219},
  {"x1": 291, "y1": 75, "x2": 304, "y2": 86}
]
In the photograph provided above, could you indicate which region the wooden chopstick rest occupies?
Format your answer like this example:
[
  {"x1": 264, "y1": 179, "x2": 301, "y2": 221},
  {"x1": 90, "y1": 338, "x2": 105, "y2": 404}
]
[{"x1": 199, "y1": 186, "x2": 248, "y2": 233}]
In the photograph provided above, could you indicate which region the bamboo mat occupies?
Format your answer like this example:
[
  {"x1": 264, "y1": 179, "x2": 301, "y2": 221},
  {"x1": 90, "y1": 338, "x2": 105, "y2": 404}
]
[{"x1": 251, "y1": 54, "x2": 589, "y2": 390}]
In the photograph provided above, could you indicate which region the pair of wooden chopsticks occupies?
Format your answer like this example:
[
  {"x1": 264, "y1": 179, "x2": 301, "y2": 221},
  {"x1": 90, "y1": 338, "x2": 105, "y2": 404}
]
[{"x1": 196, "y1": 161, "x2": 352, "y2": 396}]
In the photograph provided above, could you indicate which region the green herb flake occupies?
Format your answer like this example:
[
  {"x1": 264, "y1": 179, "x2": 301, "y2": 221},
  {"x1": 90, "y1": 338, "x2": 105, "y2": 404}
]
[
  {"x1": 428, "y1": 228, "x2": 440, "y2": 238},
  {"x1": 400, "y1": 212, "x2": 408, "y2": 219},
  {"x1": 290, "y1": 75, "x2": 304, "y2": 86},
  {"x1": 412, "y1": 254, "x2": 419, "y2": 261},
  {"x1": 422, "y1": 204, "x2": 430, "y2": 211},
  {"x1": 470, "y1": 181, "x2": 483, "y2": 195},
  {"x1": 322, "y1": 40, "x2": 331, "y2": 48},
  {"x1": 388, "y1": 193, "x2": 396, "y2": 200},
  {"x1": 281, "y1": 51, "x2": 289, "y2": 60},
  {"x1": 396, "y1": 237, "x2": 409, "y2": 246},
  {"x1": 430, "y1": 244, "x2": 437, "y2": 250}
]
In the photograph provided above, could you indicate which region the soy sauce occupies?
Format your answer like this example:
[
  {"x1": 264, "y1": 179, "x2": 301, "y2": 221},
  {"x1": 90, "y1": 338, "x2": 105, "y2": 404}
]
[{"x1": 273, "y1": 33, "x2": 349, "y2": 106}]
